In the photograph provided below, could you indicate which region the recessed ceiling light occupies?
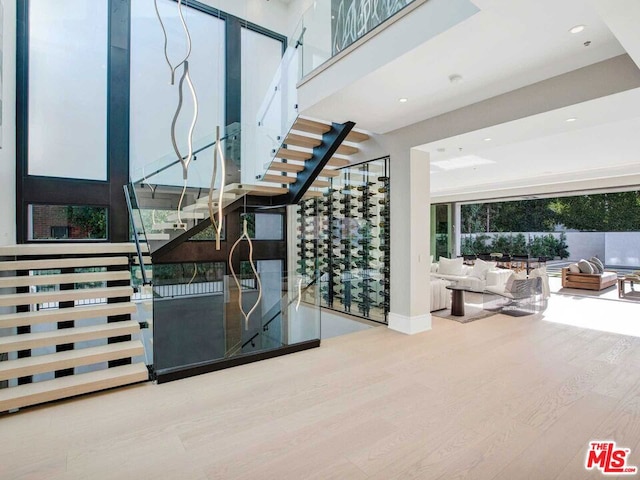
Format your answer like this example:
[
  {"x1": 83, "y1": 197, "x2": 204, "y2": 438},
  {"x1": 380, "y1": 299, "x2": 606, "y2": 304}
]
[
  {"x1": 569, "y1": 25, "x2": 586, "y2": 34},
  {"x1": 566, "y1": 117, "x2": 577, "y2": 122},
  {"x1": 399, "y1": 98, "x2": 408, "y2": 103},
  {"x1": 484, "y1": 137, "x2": 492, "y2": 142}
]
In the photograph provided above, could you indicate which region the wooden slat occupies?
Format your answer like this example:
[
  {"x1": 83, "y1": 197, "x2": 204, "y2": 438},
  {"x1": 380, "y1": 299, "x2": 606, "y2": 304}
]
[
  {"x1": 262, "y1": 174, "x2": 296, "y2": 185},
  {"x1": 336, "y1": 144, "x2": 359, "y2": 155},
  {"x1": 0, "y1": 320, "x2": 141, "y2": 354},
  {"x1": 0, "y1": 243, "x2": 145, "y2": 256},
  {"x1": 285, "y1": 133, "x2": 322, "y2": 149},
  {"x1": 276, "y1": 148, "x2": 313, "y2": 162},
  {"x1": 0, "y1": 340, "x2": 144, "y2": 382},
  {"x1": 268, "y1": 162, "x2": 305, "y2": 173},
  {"x1": 346, "y1": 130, "x2": 370, "y2": 143},
  {"x1": 293, "y1": 118, "x2": 332, "y2": 135},
  {"x1": 0, "y1": 256, "x2": 129, "y2": 272},
  {"x1": 0, "y1": 286, "x2": 133, "y2": 308},
  {"x1": 0, "y1": 271, "x2": 130, "y2": 289},
  {"x1": 326, "y1": 157, "x2": 350, "y2": 168},
  {"x1": 0, "y1": 363, "x2": 149, "y2": 412},
  {"x1": 0, "y1": 303, "x2": 137, "y2": 329}
]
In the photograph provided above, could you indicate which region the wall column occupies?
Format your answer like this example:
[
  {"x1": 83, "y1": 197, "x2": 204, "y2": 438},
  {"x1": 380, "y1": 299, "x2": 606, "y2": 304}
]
[{"x1": 388, "y1": 147, "x2": 431, "y2": 334}]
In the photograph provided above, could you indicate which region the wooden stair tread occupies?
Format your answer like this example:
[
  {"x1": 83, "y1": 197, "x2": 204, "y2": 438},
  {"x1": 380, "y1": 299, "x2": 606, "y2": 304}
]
[
  {"x1": 0, "y1": 363, "x2": 149, "y2": 412},
  {"x1": 0, "y1": 302, "x2": 137, "y2": 329},
  {"x1": 293, "y1": 118, "x2": 332, "y2": 135},
  {"x1": 0, "y1": 321, "x2": 141, "y2": 354},
  {"x1": 285, "y1": 133, "x2": 322, "y2": 149},
  {"x1": 0, "y1": 286, "x2": 133, "y2": 308},
  {"x1": 0, "y1": 243, "x2": 146, "y2": 256},
  {"x1": 346, "y1": 130, "x2": 370, "y2": 143},
  {"x1": 165, "y1": 212, "x2": 205, "y2": 221},
  {"x1": 319, "y1": 169, "x2": 340, "y2": 178},
  {"x1": 141, "y1": 233, "x2": 171, "y2": 241},
  {"x1": 262, "y1": 174, "x2": 296, "y2": 185},
  {"x1": 326, "y1": 157, "x2": 350, "y2": 168},
  {"x1": 0, "y1": 270, "x2": 130, "y2": 289},
  {"x1": 0, "y1": 340, "x2": 144, "y2": 382},
  {"x1": 276, "y1": 148, "x2": 312, "y2": 162},
  {"x1": 225, "y1": 183, "x2": 288, "y2": 196},
  {"x1": 312, "y1": 179, "x2": 331, "y2": 188},
  {"x1": 293, "y1": 118, "x2": 369, "y2": 143},
  {"x1": 303, "y1": 191, "x2": 325, "y2": 199},
  {"x1": 268, "y1": 161, "x2": 305, "y2": 173},
  {"x1": 0, "y1": 256, "x2": 129, "y2": 272},
  {"x1": 336, "y1": 144, "x2": 359, "y2": 155}
]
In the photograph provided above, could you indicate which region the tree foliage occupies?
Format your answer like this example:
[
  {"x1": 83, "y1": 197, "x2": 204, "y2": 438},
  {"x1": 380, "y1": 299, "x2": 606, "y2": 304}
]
[{"x1": 462, "y1": 191, "x2": 640, "y2": 233}]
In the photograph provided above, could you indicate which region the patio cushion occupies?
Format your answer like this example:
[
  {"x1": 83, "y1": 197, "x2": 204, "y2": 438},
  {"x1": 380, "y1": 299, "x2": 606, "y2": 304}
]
[
  {"x1": 568, "y1": 263, "x2": 581, "y2": 273},
  {"x1": 590, "y1": 257, "x2": 605, "y2": 273},
  {"x1": 578, "y1": 259, "x2": 595, "y2": 274}
]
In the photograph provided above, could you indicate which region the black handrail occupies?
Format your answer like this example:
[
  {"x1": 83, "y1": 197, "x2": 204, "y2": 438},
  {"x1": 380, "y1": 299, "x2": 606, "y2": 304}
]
[
  {"x1": 123, "y1": 185, "x2": 150, "y2": 286},
  {"x1": 241, "y1": 332, "x2": 259, "y2": 349},
  {"x1": 262, "y1": 309, "x2": 281, "y2": 332}
]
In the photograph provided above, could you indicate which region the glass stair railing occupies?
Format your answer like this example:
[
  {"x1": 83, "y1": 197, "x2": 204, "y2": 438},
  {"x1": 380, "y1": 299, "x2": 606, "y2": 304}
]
[{"x1": 151, "y1": 266, "x2": 320, "y2": 381}]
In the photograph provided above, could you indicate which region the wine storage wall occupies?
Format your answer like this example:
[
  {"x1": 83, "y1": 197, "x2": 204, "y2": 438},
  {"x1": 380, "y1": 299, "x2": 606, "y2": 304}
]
[{"x1": 295, "y1": 157, "x2": 390, "y2": 323}]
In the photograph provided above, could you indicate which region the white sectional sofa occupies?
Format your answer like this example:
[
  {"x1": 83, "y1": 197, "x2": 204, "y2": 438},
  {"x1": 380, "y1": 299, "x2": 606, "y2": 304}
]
[
  {"x1": 430, "y1": 257, "x2": 513, "y2": 292},
  {"x1": 430, "y1": 278, "x2": 452, "y2": 311}
]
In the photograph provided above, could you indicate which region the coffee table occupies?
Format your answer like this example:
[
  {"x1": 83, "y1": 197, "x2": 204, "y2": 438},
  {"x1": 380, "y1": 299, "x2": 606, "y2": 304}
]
[{"x1": 446, "y1": 285, "x2": 479, "y2": 316}]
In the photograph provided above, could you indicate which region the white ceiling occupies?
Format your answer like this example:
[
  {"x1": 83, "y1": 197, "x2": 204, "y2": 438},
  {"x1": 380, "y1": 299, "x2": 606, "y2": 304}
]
[
  {"x1": 421, "y1": 86, "x2": 640, "y2": 198},
  {"x1": 305, "y1": 0, "x2": 625, "y2": 134}
]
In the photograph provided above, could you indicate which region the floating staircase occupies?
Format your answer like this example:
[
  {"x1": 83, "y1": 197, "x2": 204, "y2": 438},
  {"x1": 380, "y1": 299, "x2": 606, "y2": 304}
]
[
  {"x1": 0, "y1": 243, "x2": 149, "y2": 412},
  {"x1": 257, "y1": 117, "x2": 370, "y2": 203}
]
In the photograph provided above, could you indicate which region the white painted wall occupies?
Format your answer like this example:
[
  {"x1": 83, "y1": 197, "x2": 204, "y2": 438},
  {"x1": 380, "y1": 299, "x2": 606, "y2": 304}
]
[
  {"x1": 605, "y1": 232, "x2": 640, "y2": 267},
  {"x1": 0, "y1": 0, "x2": 16, "y2": 246}
]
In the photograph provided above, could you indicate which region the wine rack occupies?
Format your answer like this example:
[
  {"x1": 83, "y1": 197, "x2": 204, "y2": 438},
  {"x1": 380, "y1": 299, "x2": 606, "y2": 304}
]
[{"x1": 295, "y1": 157, "x2": 390, "y2": 323}]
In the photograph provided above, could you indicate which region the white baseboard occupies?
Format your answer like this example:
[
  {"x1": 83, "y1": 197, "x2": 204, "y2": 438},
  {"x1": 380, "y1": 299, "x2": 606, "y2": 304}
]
[{"x1": 388, "y1": 312, "x2": 432, "y2": 335}]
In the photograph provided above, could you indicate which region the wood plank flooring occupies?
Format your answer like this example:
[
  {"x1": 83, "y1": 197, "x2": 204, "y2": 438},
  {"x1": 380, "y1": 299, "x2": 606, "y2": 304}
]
[{"x1": 2, "y1": 313, "x2": 640, "y2": 479}]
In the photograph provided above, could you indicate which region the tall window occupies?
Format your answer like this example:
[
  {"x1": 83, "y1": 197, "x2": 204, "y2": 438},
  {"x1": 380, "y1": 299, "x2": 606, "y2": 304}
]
[
  {"x1": 130, "y1": 0, "x2": 226, "y2": 189},
  {"x1": 28, "y1": 0, "x2": 109, "y2": 181}
]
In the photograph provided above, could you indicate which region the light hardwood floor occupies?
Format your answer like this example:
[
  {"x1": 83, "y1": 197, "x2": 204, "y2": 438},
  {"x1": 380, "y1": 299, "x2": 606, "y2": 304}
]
[{"x1": 2, "y1": 313, "x2": 640, "y2": 480}]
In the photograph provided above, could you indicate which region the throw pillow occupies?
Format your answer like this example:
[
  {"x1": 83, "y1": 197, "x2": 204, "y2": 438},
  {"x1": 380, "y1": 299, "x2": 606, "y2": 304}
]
[
  {"x1": 470, "y1": 258, "x2": 491, "y2": 280},
  {"x1": 568, "y1": 263, "x2": 581, "y2": 273},
  {"x1": 430, "y1": 263, "x2": 439, "y2": 273},
  {"x1": 438, "y1": 256, "x2": 463, "y2": 276},
  {"x1": 578, "y1": 259, "x2": 595, "y2": 274},
  {"x1": 590, "y1": 256, "x2": 605, "y2": 273}
]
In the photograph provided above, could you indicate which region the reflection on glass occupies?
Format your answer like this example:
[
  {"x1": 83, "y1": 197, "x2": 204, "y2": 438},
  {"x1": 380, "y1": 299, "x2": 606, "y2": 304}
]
[{"x1": 28, "y1": 204, "x2": 108, "y2": 241}]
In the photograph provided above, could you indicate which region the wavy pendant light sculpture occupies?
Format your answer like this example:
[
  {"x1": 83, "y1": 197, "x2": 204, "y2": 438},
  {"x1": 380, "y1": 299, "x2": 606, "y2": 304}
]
[
  {"x1": 154, "y1": 0, "x2": 197, "y2": 228},
  {"x1": 229, "y1": 218, "x2": 263, "y2": 330},
  {"x1": 208, "y1": 126, "x2": 226, "y2": 250}
]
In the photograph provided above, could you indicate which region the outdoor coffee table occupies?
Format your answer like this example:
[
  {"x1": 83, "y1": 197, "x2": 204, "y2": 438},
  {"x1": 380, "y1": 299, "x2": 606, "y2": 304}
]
[
  {"x1": 446, "y1": 285, "x2": 479, "y2": 316},
  {"x1": 618, "y1": 276, "x2": 640, "y2": 299}
]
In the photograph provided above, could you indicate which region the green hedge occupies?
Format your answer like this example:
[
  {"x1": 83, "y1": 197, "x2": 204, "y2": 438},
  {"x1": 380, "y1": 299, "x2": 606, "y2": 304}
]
[{"x1": 461, "y1": 232, "x2": 569, "y2": 259}]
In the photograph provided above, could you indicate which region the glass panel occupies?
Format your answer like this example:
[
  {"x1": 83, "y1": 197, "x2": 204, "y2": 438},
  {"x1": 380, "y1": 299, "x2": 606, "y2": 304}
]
[
  {"x1": 28, "y1": 0, "x2": 108, "y2": 180},
  {"x1": 296, "y1": 158, "x2": 390, "y2": 323},
  {"x1": 241, "y1": 27, "x2": 283, "y2": 184},
  {"x1": 431, "y1": 204, "x2": 452, "y2": 259},
  {"x1": 130, "y1": 0, "x2": 225, "y2": 188},
  {"x1": 28, "y1": 205, "x2": 108, "y2": 241},
  {"x1": 299, "y1": 0, "x2": 418, "y2": 78},
  {"x1": 152, "y1": 266, "x2": 319, "y2": 372}
]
